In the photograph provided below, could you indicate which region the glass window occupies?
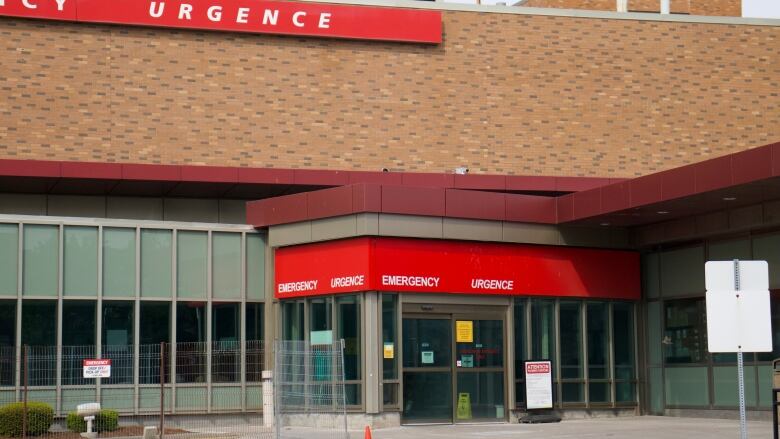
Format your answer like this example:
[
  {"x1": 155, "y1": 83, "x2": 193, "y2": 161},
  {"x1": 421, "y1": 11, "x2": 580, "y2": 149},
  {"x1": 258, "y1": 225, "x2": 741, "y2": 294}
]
[
  {"x1": 246, "y1": 303, "x2": 264, "y2": 382},
  {"x1": 246, "y1": 235, "x2": 265, "y2": 300},
  {"x1": 141, "y1": 229, "x2": 172, "y2": 297},
  {"x1": 176, "y1": 302, "x2": 206, "y2": 383},
  {"x1": 560, "y1": 301, "x2": 583, "y2": 403},
  {"x1": 0, "y1": 224, "x2": 18, "y2": 296},
  {"x1": 456, "y1": 319, "x2": 503, "y2": 368},
  {"x1": 381, "y1": 294, "x2": 398, "y2": 407},
  {"x1": 102, "y1": 301, "x2": 134, "y2": 385},
  {"x1": 382, "y1": 294, "x2": 397, "y2": 380},
  {"x1": 310, "y1": 297, "x2": 332, "y2": 336},
  {"x1": 0, "y1": 301, "x2": 16, "y2": 386},
  {"x1": 177, "y1": 231, "x2": 207, "y2": 299},
  {"x1": 63, "y1": 226, "x2": 98, "y2": 296},
  {"x1": 23, "y1": 225, "x2": 59, "y2": 297},
  {"x1": 212, "y1": 303, "x2": 239, "y2": 383},
  {"x1": 337, "y1": 295, "x2": 361, "y2": 405},
  {"x1": 140, "y1": 302, "x2": 170, "y2": 384},
  {"x1": 22, "y1": 300, "x2": 57, "y2": 386},
  {"x1": 282, "y1": 301, "x2": 304, "y2": 341},
  {"x1": 587, "y1": 302, "x2": 610, "y2": 404},
  {"x1": 103, "y1": 228, "x2": 136, "y2": 297},
  {"x1": 664, "y1": 298, "x2": 708, "y2": 364},
  {"x1": 758, "y1": 293, "x2": 780, "y2": 362},
  {"x1": 613, "y1": 303, "x2": 636, "y2": 403},
  {"x1": 531, "y1": 299, "x2": 555, "y2": 362},
  {"x1": 62, "y1": 301, "x2": 96, "y2": 385},
  {"x1": 514, "y1": 299, "x2": 526, "y2": 406},
  {"x1": 213, "y1": 233, "x2": 241, "y2": 299}
]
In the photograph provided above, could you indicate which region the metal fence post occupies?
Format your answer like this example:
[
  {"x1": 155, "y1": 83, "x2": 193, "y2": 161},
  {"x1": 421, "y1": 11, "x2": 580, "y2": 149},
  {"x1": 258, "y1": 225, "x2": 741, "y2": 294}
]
[
  {"x1": 22, "y1": 345, "x2": 27, "y2": 439},
  {"x1": 160, "y1": 342, "x2": 165, "y2": 439}
]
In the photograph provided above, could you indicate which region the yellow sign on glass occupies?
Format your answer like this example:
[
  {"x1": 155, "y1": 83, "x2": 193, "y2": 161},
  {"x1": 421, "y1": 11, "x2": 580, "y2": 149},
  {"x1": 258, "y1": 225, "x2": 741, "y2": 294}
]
[
  {"x1": 456, "y1": 320, "x2": 473, "y2": 343},
  {"x1": 456, "y1": 392, "x2": 472, "y2": 419},
  {"x1": 383, "y1": 343, "x2": 394, "y2": 359}
]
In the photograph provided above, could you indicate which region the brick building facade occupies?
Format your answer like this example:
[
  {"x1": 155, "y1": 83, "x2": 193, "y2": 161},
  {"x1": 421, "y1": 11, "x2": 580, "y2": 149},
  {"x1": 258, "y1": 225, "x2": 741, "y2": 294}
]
[
  {"x1": 522, "y1": 0, "x2": 742, "y2": 17},
  {"x1": 1, "y1": 8, "x2": 776, "y2": 177}
]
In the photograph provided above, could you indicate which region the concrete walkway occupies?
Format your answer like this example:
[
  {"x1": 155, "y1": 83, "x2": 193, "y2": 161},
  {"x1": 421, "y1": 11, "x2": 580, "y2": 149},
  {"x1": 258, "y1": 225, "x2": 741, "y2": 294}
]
[{"x1": 363, "y1": 417, "x2": 772, "y2": 439}]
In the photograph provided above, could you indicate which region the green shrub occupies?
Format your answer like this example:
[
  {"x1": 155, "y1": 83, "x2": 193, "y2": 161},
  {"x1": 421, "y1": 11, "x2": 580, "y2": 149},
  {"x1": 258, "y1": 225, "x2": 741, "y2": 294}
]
[
  {"x1": 66, "y1": 409, "x2": 119, "y2": 433},
  {"x1": 0, "y1": 402, "x2": 54, "y2": 437}
]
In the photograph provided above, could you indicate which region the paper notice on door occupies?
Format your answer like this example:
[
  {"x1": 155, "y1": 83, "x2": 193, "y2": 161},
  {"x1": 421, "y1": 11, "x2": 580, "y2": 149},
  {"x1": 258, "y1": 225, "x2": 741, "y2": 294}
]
[
  {"x1": 461, "y1": 354, "x2": 474, "y2": 368},
  {"x1": 456, "y1": 320, "x2": 473, "y2": 343},
  {"x1": 383, "y1": 343, "x2": 395, "y2": 359},
  {"x1": 421, "y1": 351, "x2": 434, "y2": 364}
]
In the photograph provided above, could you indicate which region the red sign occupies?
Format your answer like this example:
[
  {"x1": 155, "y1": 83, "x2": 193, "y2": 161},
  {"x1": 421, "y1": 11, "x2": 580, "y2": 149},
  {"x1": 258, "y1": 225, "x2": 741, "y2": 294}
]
[
  {"x1": 82, "y1": 359, "x2": 111, "y2": 367},
  {"x1": 82, "y1": 359, "x2": 111, "y2": 378},
  {"x1": 274, "y1": 237, "x2": 640, "y2": 300},
  {"x1": 0, "y1": 0, "x2": 442, "y2": 44}
]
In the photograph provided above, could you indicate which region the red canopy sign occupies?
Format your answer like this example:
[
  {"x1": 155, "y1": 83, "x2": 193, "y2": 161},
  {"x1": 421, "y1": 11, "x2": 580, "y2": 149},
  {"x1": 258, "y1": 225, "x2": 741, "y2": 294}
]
[
  {"x1": 275, "y1": 237, "x2": 640, "y2": 300},
  {"x1": 0, "y1": 0, "x2": 442, "y2": 44}
]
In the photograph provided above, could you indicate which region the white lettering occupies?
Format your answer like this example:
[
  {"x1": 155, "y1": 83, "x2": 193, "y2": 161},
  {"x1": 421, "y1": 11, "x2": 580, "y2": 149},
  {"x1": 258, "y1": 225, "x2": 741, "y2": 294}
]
[
  {"x1": 148, "y1": 1, "x2": 164, "y2": 18},
  {"x1": 262, "y1": 9, "x2": 278, "y2": 25},
  {"x1": 381, "y1": 275, "x2": 440, "y2": 288},
  {"x1": 470, "y1": 279, "x2": 514, "y2": 291},
  {"x1": 330, "y1": 275, "x2": 365, "y2": 289},
  {"x1": 236, "y1": 7, "x2": 249, "y2": 23},
  {"x1": 318, "y1": 12, "x2": 330, "y2": 29},
  {"x1": 54, "y1": 0, "x2": 66, "y2": 11},
  {"x1": 0, "y1": 0, "x2": 5, "y2": 6},
  {"x1": 277, "y1": 280, "x2": 318, "y2": 294},
  {"x1": 22, "y1": 0, "x2": 36, "y2": 9},
  {"x1": 292, "y1": 11, "x2": 305, "y2": 27},
  {"x1": 207, "y1": 5, "x2": 222, "y2": 21},
  {"x1": 178, "y1": 3, "x2": 192, "y2": 20}
]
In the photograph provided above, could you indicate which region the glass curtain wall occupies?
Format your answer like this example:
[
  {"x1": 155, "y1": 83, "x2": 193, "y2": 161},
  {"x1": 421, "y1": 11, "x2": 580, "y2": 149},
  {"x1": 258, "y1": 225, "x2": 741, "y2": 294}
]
[
  {"x1": 644, "y1": 234, "x2": 780, "y2": 412},
  {"x1": 514, "y1": 298, "x2": 637, "y2": 409},
  {"x1": 0, "y1": 219, "x2": 264, "y2": 415}
]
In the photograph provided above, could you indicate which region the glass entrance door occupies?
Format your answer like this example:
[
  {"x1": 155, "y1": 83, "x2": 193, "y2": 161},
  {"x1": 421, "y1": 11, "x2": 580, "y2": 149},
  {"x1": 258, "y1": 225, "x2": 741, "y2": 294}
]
[
  {"x1": 401, "y1": 313, "x2": 506, "y2": 424},
  {"x1": 402, "y1": 316, "x2": 452, "y2": 424},
  {"x1": 454, "y1": 318, "x2": 505, "y2": 423}
]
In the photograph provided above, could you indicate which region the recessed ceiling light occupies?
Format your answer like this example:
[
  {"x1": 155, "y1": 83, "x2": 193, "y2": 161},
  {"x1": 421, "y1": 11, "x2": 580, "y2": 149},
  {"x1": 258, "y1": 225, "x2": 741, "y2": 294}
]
[
  {"x1": 657, "y1": 210, "x2": 669, "y2": 215},
  {"x1": 723, "y1": 197, "x2": 737, "y2": 201},
  {"x1": 600, "y1": 222, "x2": 610, "y2": 226}
]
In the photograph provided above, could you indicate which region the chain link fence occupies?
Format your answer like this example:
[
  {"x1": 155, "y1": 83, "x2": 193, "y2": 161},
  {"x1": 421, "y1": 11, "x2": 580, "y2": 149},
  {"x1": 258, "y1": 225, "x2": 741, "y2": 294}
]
[
  {"x1": 274, "y1": 340, "x2": 348, "y2": 439},
  {"x1": 0, "y1": 342, "x2": 270, "y2": 439}
]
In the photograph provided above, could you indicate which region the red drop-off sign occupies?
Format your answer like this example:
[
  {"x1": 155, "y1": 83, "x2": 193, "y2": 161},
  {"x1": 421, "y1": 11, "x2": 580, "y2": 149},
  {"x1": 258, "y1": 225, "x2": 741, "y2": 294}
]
[{"x1": 82, "y1": 359, "x2": 111, "y2": 378}]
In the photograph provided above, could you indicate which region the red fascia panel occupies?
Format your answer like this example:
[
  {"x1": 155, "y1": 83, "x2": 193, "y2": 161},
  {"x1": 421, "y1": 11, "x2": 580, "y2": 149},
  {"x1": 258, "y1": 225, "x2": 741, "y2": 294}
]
[
  {"x1": 61, "y1": 162, "x2": 122, "y2": 180},
  {"x1": 629, "y1": 173, "x2": 663, "y2": 208},
  {"x1": 695, "y1": 155, "x2": 733, "y2": 193},
  {"x1": 732, "y1": 147, "x2": 772, "y2": 186},
  {"x1": 247, "y1": 192, "x2": 308, "y2": 226},
  {"x1": 401, "y1": 172, "x2": 455, "y2": 188},
  {"x1": 274, "y1": 237, "x2": 640, "y2": 300},
  {"x1": 446, "y1": 189, "x2": 506, "y2": 221},
  {"x1": 556, "y1": 195, "x2": 574, "y2": 223},
  {"x1": 238, "y1": 167, "x2": 295, "y2": 185},
  {"x1": 660, "y1": 166, "x2": 697, "y2": 200},
  {"x1": 453, "y1": 174, "x2": 507, "y2": 191},
  {"x1": 180, "y1": 165, "x2": 239, "y2": 183},
  {"x1": 771, "y1": 142, "x2": 780, "y2": 177},
  {"x1": 571, "y1": 188, "x2": 602, "y2": 220},
  {"x1": 555, "y1": 177, "x2": 612, "y2": 192},
  {"x1": 352, "y1": 184, "x2": 382, "y2": 212},
  {"x1": 307, "y1": 185, "x2": 355, "y2": 220},
  {"x1": 506, "y1": 175, "x2": 557, "y2": 192},
  {"x1": 505, "y1": 194, "x2": 557, "y2": 223},
  {"x1": 600, "y1": 181, "x2": 630, "y2": 213},
  {"x1": 381, "y1": 185, "x2": 446, "y2": 217},
  {"x1": 293, "y1": 169, "x2": 349, "y2": 186},
  {"x1": 0, "y1": 160, "x2": 61, "y2": 178},
  {"x1": 348, "y1": 171, "x2": 404, "y2": 186},
  {"x1": 122, "y1": 163, "x2": 181, "y2": 181}
]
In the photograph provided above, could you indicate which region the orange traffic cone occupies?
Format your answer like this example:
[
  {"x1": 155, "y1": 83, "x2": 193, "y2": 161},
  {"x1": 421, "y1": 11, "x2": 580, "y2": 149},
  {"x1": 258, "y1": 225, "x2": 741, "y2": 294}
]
[{"x1": 364, "y1": 426, "x2": 372, "y2": 439}]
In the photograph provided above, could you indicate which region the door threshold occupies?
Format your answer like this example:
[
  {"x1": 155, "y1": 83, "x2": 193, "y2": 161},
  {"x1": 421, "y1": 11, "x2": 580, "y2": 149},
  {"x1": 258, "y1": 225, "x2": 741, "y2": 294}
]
[{"x1": 400, "y1": 422, "x2": 453, "y2": 426}]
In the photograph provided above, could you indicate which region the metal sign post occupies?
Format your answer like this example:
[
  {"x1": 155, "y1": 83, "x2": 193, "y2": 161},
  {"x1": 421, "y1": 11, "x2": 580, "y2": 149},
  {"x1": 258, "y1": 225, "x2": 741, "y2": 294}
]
[
  {"x1": 734, "y1": 260, "x2": 746, "y2": 439},
  {"x1": 705, "y1": 259, "x2": 773, "y2": 439}
]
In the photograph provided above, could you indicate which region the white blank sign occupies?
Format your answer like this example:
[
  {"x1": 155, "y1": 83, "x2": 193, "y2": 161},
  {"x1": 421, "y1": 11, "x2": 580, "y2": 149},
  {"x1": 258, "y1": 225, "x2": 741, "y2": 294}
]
[
  {"x1": 706, "y1": 290, "x2": 772, "y2": 352},
  {"x1": 705, "y1": 260, "x2": 772, "y2": 353}
]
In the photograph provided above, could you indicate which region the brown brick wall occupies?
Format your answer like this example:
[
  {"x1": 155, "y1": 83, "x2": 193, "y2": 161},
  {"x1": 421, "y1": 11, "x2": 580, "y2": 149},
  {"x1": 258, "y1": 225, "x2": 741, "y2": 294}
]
[
  {"x1": 0, "y1": 11, "x2": 777, "y2": 177},
  {"x1": 525, "y1": 0, "x2": 740, "y2": 16}
]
